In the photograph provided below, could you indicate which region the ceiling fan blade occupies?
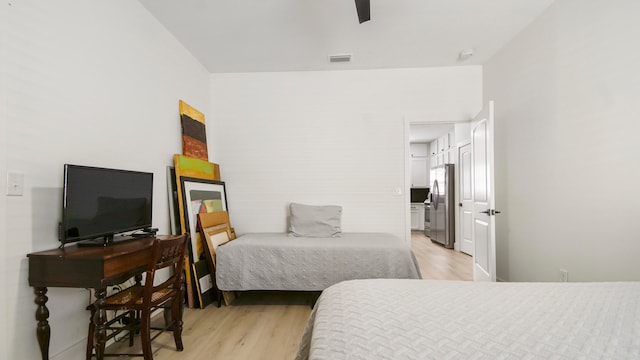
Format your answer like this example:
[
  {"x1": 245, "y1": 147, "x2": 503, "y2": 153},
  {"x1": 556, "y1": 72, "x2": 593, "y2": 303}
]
[{"x1": 355, "y1": 0, "x2": 370, "y2": 24}]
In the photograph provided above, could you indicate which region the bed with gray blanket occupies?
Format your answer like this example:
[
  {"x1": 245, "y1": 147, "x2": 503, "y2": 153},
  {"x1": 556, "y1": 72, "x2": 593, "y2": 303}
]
[
  {"x1": 215, "y1": 232, "x2": 421, "y2": 291},
  {"x1": 296, "y1": 279, "x2": 640, "y2": 360}
]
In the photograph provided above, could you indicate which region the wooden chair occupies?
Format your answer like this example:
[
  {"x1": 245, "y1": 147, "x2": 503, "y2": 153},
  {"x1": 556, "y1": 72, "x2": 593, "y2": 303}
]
[{"x1": 86, "y1": 234, "x2": 189, "y2": 360}]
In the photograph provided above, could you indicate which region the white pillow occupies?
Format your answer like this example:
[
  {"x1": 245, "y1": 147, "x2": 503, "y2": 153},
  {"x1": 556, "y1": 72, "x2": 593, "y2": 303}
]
[{"x1": 289, "y1": 203, "x2": 342, "y2": 238}]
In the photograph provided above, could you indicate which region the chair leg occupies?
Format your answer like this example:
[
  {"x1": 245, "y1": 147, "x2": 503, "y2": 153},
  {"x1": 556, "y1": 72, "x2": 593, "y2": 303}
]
[
  {"x1": 86, "y1": 306, "x2": 96, "y2": 360},
  {"x1": 128, "y1": 310, "x2": 136, "y2": 347},
  {"x1": 140, "y1": 309, "x2": 153, "y2": 360},
  {"x1": 171, "y1": 299, "x2": 184, "y2": 351}
]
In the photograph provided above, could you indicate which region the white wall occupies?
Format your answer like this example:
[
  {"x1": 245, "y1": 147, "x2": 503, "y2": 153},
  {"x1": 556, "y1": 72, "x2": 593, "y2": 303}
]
[
  {"x1": 0, "y1": 2, "x2": 9, "y2": 355},
  {"x1": 3, "y1": 1, "x2": 209, "y2": 358},
  {"x1": 209, "y1": 67, "x2": 482, "y2": 240},
  {"x1": 484, "y1": 0, "x2": 640, "y2": 281}
]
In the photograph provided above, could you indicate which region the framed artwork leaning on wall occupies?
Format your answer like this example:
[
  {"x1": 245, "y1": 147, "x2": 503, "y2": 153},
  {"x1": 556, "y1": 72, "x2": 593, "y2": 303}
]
[{"x1": 179, "y1": 177, "x2": 228, "y2": 262}]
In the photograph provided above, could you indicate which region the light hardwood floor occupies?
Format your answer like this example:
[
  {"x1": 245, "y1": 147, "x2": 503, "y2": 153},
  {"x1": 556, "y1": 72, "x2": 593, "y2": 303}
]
[
  {"x1": 411, "y1": 231, "x2": 473, "y2": 281},
  {"x1": 106, "y1": 232, "x2": 472, "y2": 359}
]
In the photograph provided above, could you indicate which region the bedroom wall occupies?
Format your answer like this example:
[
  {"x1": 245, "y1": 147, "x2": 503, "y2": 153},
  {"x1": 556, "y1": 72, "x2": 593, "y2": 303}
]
[
  {"x1": 0, "y1": 2, "x2": 9, "y2": 355},
  {"x1": 209, "y1": 67, "x2": 482, "y2": 240},
  {"x1": 484, "y1": 0, "x2": 640, "y2": 281},
  {"x1": 2, "y1": 1, "x2": 209, "y2": 359}
]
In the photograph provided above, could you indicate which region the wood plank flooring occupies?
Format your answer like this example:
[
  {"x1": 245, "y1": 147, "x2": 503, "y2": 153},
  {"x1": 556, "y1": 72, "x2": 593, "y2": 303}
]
[
  {"x1": 411, "y1": 231, "x2": 473, "y2": 281},
  {"x1": 106, "y1": 232, "x2": 472, "y2": 359}
]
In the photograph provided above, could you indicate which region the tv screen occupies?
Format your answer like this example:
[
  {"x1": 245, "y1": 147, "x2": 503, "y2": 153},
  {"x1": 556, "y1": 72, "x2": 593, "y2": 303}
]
[{"x1": 60, "y1": 164, "x2": 153, "y2": 245}]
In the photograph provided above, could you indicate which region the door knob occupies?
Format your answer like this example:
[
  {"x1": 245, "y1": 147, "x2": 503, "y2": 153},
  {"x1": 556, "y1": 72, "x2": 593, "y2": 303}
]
[
  {"x1": 493, "y1": 210, "x2": 502, "y2": 215},
  {"x1": 479, "y1": 209, "x2": 491, "y2": 215}
]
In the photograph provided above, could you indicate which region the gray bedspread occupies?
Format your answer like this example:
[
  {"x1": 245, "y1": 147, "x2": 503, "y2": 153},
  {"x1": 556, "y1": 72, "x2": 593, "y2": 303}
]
[
  {"x1": 296, "y1": 279, "x2": 640, "y2": 360},
  {"x1": 215, "y1": 232, "x2": 421, "y2": 291}
]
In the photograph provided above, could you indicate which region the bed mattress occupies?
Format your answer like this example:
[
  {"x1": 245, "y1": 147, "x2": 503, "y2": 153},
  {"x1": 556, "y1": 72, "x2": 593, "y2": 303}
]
[
  {"x1": 296, "y1": 279, "x2": 640, "y2": 360},
  {"x1": 215, "y1": 232, "x2": 421, "y2": 291}
]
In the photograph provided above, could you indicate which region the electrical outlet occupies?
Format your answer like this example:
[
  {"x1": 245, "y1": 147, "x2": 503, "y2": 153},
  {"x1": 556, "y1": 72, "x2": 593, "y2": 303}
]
[{"x1": 559, "y1": 269, "x2": 569, "y2": 282}]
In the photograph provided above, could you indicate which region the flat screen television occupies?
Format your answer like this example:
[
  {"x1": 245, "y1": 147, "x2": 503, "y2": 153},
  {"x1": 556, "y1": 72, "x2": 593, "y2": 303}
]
[{"x1": 60, "y1": 164, "x2": 153, "y2": 246}]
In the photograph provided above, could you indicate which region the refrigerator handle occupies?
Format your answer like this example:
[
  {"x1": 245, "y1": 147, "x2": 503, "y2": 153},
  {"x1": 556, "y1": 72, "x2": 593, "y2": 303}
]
[{"x1": 432, "y1": 180, "x2": 439, "y2": 210}]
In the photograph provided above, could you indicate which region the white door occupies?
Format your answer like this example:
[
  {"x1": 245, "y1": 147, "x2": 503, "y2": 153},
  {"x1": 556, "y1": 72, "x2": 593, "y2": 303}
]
[
  {"x1": 471, "y1": 101, "x2": 497, "y2": 282},
  {"x1": 458, "y1": 142, "x2": 473, "y2": 256}
]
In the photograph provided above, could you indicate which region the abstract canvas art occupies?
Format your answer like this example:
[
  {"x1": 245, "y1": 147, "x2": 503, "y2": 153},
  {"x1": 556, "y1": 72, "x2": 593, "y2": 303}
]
[
  {"x1": 179, "y1": 100, "x2": 208, "y2": 161},
  {"x1": 173, "y1": 154, "x2": 219, "y2": 181}
]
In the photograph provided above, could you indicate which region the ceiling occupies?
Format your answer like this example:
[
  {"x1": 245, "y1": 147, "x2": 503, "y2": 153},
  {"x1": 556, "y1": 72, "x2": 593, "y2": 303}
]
[
  {"x1": 138, "y1": 0, "x2": 556, "y2": 73},
  {"x1": 410, "y1": 124, "x2": 454, "y2": 143}
]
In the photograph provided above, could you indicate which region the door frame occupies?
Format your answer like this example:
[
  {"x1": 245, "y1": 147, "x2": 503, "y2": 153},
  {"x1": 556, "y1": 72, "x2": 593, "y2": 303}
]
[
  {"x1": 455, "y1": 140, "x2": 472, "y2": 254},
  {"x1": 470, "y1": 101, "x2": 497, "y2": 281}
]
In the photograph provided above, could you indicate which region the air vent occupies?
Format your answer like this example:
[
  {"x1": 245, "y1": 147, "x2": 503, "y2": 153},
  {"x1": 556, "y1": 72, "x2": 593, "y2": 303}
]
[{"x1": 328, "y1": 54, "x2": 352, "y2": 64}]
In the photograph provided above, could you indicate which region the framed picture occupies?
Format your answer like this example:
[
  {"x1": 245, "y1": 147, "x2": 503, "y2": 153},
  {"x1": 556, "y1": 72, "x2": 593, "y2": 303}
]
[
  {"x1": 172, "y1": 154, "x2": 220, "y2": 308},
  {"x1": 179, "y1": 100, "x2": 208, "y2": 161},
  {"x1": 201, "y1": 223, "x2": 231, "y2": 268},
  {"x1": 166, "y1": 166, "x2": 180, "y2": 235},
  {"x1": 192, "y1": 260, "x2": 215, "y2": 309},
  {"x1": 180, "y1": 177, "x2": 228, "y2": 262},
  {"x1": 197, "y1": 211, "x2": 235, "y2": 306}
]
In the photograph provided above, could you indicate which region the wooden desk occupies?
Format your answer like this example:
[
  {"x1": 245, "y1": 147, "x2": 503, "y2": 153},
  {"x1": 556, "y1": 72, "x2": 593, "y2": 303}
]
[{"x1": 27, "y1": 235, "x2": 179, "y2": 360}]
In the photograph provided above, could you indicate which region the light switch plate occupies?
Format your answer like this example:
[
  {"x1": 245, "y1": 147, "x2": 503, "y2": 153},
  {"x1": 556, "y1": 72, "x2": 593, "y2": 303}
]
[{"x1": 7, "y1": 172, "x2": 24, "y2": 196}]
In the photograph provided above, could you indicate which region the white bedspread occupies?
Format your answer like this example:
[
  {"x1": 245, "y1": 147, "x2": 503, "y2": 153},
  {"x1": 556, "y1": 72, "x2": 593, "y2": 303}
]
[
  {"x1": 215, "y1": 233, "x2": 421, "y2": 291},
  {"x1": 296, "y1": 279, "x2": 640, "y2": 360}
]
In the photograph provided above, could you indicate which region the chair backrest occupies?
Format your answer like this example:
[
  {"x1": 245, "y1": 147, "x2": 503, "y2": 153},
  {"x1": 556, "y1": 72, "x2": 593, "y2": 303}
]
[{"x1": 142, "y1": 234, "x2": 189, "y2": 307}]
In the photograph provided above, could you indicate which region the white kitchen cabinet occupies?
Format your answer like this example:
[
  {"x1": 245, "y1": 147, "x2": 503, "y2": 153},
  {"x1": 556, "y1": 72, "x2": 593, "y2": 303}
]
[
  {"x1": 411, "y1": 206, "x2": 419, "y2": 230},
  {"x1": 410, "y1": 203, "x2": 425, "y2": 230},
  {"x1": 437, "y1": 136, "x2": 446, "y2": 153},
  {"x1": 410, "y1": 143, "x2": 429, "y2": 158},
  {"x1": 410, "y1": 143, "x2": 430, "y2": 187},
  {"x1": 437, "y1": 132, "x2": 454, "y2": 153},
  {"x1": 411, "y1": 158, "x2": 428, "y2": 187},
  {"x1": 430, "y1": 131, "x2": 455, "y2": 169}
]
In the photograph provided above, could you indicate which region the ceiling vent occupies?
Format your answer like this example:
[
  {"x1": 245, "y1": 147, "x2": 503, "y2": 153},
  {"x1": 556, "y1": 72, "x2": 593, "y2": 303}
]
[{"x1": 328, "y1": 54, "x2": 352, "y2": 64}]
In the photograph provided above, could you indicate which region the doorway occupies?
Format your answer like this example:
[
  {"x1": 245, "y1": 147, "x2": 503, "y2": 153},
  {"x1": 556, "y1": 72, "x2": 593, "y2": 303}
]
[
  {"x1": 406, "y1": 123, "x2": 463, "y2": 240},
  {"x1": 407, "y1": 121, "x2": 473, "y2": 275}
]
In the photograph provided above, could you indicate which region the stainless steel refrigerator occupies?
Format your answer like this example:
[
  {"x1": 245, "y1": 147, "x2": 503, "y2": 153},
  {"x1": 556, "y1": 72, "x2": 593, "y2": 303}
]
[{"x1": 429, "y1": 164, "x2": 455, "y2": 248}]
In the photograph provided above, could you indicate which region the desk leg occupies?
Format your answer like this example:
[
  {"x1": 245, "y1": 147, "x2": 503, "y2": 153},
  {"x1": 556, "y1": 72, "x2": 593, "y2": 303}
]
[
  {"x1": 34, "y1": 287, "x2": 50, "y2": 360},
  {"x1": 93, "y1": 287, "x2": 107, "y2": 360}
]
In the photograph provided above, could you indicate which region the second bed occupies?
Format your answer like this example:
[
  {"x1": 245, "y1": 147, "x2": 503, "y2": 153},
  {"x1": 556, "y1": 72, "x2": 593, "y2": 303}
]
[{"x1": 215, "y1": 232, "x2": 421, "y2": 291}]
